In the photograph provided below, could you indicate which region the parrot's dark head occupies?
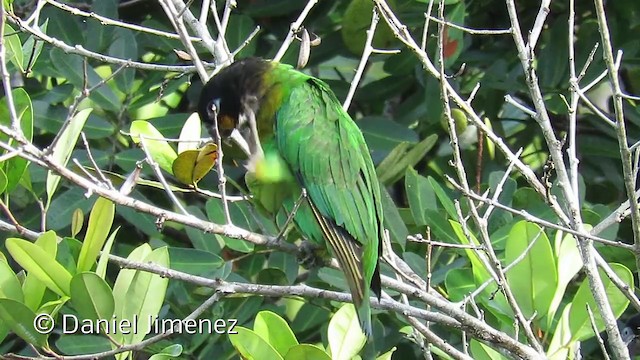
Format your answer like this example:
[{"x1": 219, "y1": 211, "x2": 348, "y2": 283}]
[{"x1": 198, "y1": 57, "x2": 270, "y2": 140}]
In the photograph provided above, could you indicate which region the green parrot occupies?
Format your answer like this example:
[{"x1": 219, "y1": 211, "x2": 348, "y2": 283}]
[{"x1": 197, "y1": 57, "x2": 383, "y2": 335}]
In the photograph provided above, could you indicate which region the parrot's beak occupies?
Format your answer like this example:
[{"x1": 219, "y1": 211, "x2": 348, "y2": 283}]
[{"x1": 229, "y1": 128, "x2": 252, "y2": 157}]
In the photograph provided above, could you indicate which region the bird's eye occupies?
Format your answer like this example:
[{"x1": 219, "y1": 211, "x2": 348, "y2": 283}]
[{"x1": 207, "y1": 98, "x2": 220, "y2": 119}]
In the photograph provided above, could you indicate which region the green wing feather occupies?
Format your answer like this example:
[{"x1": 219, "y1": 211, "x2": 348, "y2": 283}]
[{"x1": 274, "y1": 76, "x2": 383, "y2": 333}]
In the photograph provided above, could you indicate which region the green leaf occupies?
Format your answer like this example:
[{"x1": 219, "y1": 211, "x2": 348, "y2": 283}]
[
  {"x1": 120, "y1": 246, "x2": 170, "y2": 347},
  {"x1": 254, "y1": 311, "x2": 298, "y2": 356},
  {"x1": 376, "y1": 347, "x2": 397, "y2": 360},
  {"x1": 226, "y1": 14, "x2": 258, "y2": 58},
  {"x1": 359, "y1": 116, "x2": 418, "y2": 159},
  {"x1": 569, "y1": 263, "x2": 632, "y2": 341},
  {"x1": 108, "y1": 28, "x2": 137, "y2": 94},
  {"x1": 0, "y1": 256, "x2": 23, "y2": 302},
  {"x1": 50, "y1": 49, "x2": 120, "y2": 112},
  {"x1": 229, "y1": 326, "x2": 284, "y2": 360},
  {"x1": 70, "y1": 272, "x2": 115, "y2": 324},
  {"x1": 0, "y1": 298, "x2": 47, "y2": 348},
  {"x1": 96, "y1": 227, "x2": 120, "y2": 279},
  {"x1": 405, "y1": 167, "x2": 436, "y2": 226},
  {"x1": 129, "y1": 120, "x2": 177, "y2": 174},
  {"x1": 428, "y1": 176, "x2": 457, "y2": 220},
  {"x1": 328, "y1": 304, "x2": 366, "y2": 360},
  {"x1": 380, "y1": 186, "x2": 408, "y2": 248},
  {"x1": 22, "y1": 231, "x2": 57, "y2": 311},
  {"x1": 167, "y1": 247, "x2": 224, "y2": 276},
  {"x1": 6, "y1": 237, "x2": 72, "y2": 297},
  {"x1": 504, "y1": 221, "x2": 557, "y2": 320},
  {"x1": 185, "y1": 205, "x2": 223, "y2": 254},
  {"x1": 55, "y1": 335, "x2": 111, "y2": 356},
  {"x1": 445, "y1": 268, "x2": 475, "y2": 302},
  {"x1": 284, "y1": 344, "x2": 331, "y2": 360},
  {"x1": 77, "y1": 197, "x2": 115, "y2": 272},
  {"x1": 470, "y1": 339, "x2": 508, "y2": 360},
  {"x1": 46, "y1": 108, "x2": 92, "y2": 206},
  {"x1": 1, "y1": 88, "x2": 33, "y2": 192},
  {"x1": 547, "y1": 230, "x2": 583, "y2": 330},
  {"x1": 113, "y1": 244, "x2": 152, "y2": 319},
  {"x1": 4, "y1": 24, "x2": 23, "y2": 72},
  {"x1": 21, "y1": 20, "x2": 48, "y2": 71},
  {"x1": 376, "y1": 134, "x2": 437, "y2": 185},
  {"x1": 0, "y1": 168, "x2": 7, "y2": 195},
  {"x1": 148, "y1": 344, "x2": 183, "y2": 360},
  {"x1": 46, "y1": 188, "x2": 94, "y2": 231}
]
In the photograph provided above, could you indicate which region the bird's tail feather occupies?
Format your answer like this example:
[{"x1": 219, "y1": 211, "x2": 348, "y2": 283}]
[{"x1": 307, "y1": 199, "x2": 371, "y2": 333}]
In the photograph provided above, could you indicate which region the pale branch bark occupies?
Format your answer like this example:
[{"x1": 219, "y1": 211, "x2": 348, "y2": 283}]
[
  {"x1": 5, "y1": 12, "x2": 200, "y2": 73},
  {"x1": 593, "y1": 0, "x2": 640, "y2": 272}
]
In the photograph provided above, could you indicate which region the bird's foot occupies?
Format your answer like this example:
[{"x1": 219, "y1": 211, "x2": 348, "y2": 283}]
[{"x1": 297, "y1": 240, "x2": 324, "y2": 269}]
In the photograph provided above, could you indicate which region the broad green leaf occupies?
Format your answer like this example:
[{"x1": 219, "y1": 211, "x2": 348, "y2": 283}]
[
  {"x1": 230, "y1": 327, "x2": 283, "y2": 360},
  {"x1": 546, "y1": 305, "x2": 575, "y2": 360},
  {"x1": 167, "y1": 247, "x2": 223, "y2": 276},
  {"x1": 113, "y1": 244, "x2": 152, "y2": 319},
  {"x1": 1, "y1": 88, "x2": 33, "y2": 192},
  {"x1": 470, "y1": 339, "x2": 508, "y2": 360},
  {"x1": 70, "y1": 208, "x2": 84, "y2": 239},
  {"x1": 376, "y1": 134, "x2": 437, "y2": 185},
  {"x1": 328, "y1": 304, "x2": 366, "y2": 360},
  {"x1": 4, "y1": 24, "x2": 23, "y2": 72},
  {"x1": 55, "y1": 335, "x2": 111, "y2": 356},
  {"x1": 50, "y1": 49, "x2": 120, "y2": 112},
  {"x1": 0, "y1": 168, "x2": 6, "y2": 194},
  {"x1": 428, "y1": 176, "x2": 457, "y2": 220},
  {"x1": 284, "y1": 344, "x2": 331, "y2": 360},
  {"x1": 148, "y1": 344, "x2": 183, "y2": 360},
  {"x1": 226, "y1": 14, "x2": 258, "y2": 58},
  {"x1": 70, "y1": 272, "x2": 115, "y2": 324},
  {"x1": 341, "y1": 0, "x2": 396, "y2": 54},
  {"x1": 376, "y1": 347, "x2": 397, "y2": 360},
  {"x1": 504, "y1": 221, "x2": 557, "y2": 320},
  {"x1": 547, "y1": 230, "x2": 582, "y2": 330},
  {"x1": 569, "y1": 263, "x2": 632, "y2": 341},
  {"x1": 0, "y1": 257, "x2": 23, "y2": 301},
  {"x1": 108, "y1": 28, "x2": 137, "y2": 94},
  {"x1": 450, "y1": 221, "x2": 512, "y2": 318},
  {"x1": 21, "y1": 20, "x2": 48, "y2": 71},
  {"x1": 206, "y1": 199, "x2": 254, "y2": 253},
  {"x1": 445, "y1": 267, "x2": 475, "y2": 302},
  {"x1": 185, "y1": 205, "x2": 223, "y2": 254},
  {"x1": 0, "y1": 298, "x2": 47, "y2": 348},
  {"x1": 129, "y1": 120, "x2": 177, "y2": 174},
  {"x1": 46, "y1": 108, "x2": 93, "y2": 206},
  {"x1": 46, "y1": 188, "x2": 94, "y2": 231},
  {"x1": 6, "y1": 237, "x2": 72, "y2": 297},
  {"x1": 405, "y1": 167, "x2": 436, "y2": 226},
  {"x1": 172, "y1": 144, "x2": 218, "y2": 185},
  {"x1": 96, "y1": 227, "x2": 120, "y2": 279},
  {"x1": 254, "y1": 311, "x2": 298, "y2": 356},
  {"x1": 380, "y1": 185, "x2": 408, "y2": 248},
  {"x1": 77, "y1": 197, "x2": 115, "y2": 272},
  {"x1": 22, "y1": 231, "x2": 57, "y2": 311},
  {"x1": 120, "y1": 246, "x2": 170, "y2": 347}
]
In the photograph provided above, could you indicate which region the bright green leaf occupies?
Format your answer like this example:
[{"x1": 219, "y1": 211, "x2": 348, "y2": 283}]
[
  {"x1": 6, "y1": 237, "x2": 72, "y2": 297},
  {"x1": 328, "y1": 304, "x2": 366, "y2": 360},
  {"x1": 254, "y1": 311, "x2": 298, "y2": 356},
  {"x1": 70, "y1": 272, "x2": 115, "y2": 324},
  {"x1": 77, "y1": 197, "x2": 115, "y2": 272},
  {"x1": 46, "y1": 108, "x2": 92, "y2": 206}
]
